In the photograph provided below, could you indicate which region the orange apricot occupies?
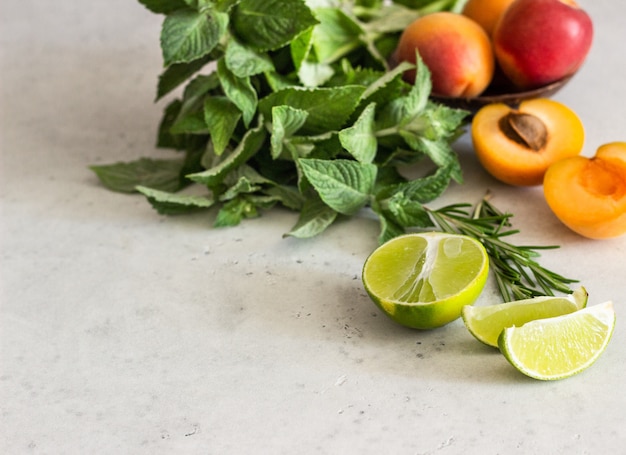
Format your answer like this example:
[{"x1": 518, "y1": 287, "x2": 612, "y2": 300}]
[
  {"x1": 471, "y1": 98, "x2": 584, "y2": 186},
  {"x1": 394, "y1": 12, "x2": 494, "y2": 98},
  {"x1": 462, "y1": 0, "x2": 516, "y2": 36},
  {"x1": 543, "y1": 142, "x2": 626, "y2": 239}
]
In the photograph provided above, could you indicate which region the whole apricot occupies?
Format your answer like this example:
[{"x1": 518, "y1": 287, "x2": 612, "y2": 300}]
[
  {"x1": 544, "y1": 142, "x2": 626, "y2": 239},
  {"x1": 462, "y1": 0, "x2": 516, "y2": 36},
  {"x1": 394, "y1": 12, "x2": 494, "y2": 98},
  {"x1": 471, "y1": 98, "x2": 584, "y2": 186},
  {"x1": 493, "y1": 0, "x2": 593, "y2": 90}
]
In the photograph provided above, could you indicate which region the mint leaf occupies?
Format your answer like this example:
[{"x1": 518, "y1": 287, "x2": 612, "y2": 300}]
[
  {"x1": 290, "y1": 27, "x2": 336, "y2": 86},
  {"x1": 299, "y1": 158, "x2": 376, "y2": 215},
  {"x1": 374, "y1": 163, "x2": 455, "y2": 230},
  {"x1": 270, "y1": 105, "x2": 309, "y2": 159},
  {"x1": 219, "y1": 177, "x2": 261, "y2": 201},
  {"x1": 180, "y1": 73, "x2": 221, "y2": 109},
  {"x1": 338, "y1": 102, "x2": 377, "y2": 164},
  {"x1": 297, "y1": 61, "x2": 335, "y2": 88},
  {"x1": 285, "y1": 194, "x2": 338, "y2": 238},
  {"x1": 402, "y1": 135, "x2": 463, "y2": 183},
  {"x1": 245, "y1": 194, "x2": 281, "y2": 209},
  {"x1": 361, "y1": 61, "x2": 413, "y2": 101},
  {"x1": 170, "y1": 110, "x2": 209, "y2": 134},
  {"x1": 225, "y1": 163, "x2": 273, "y2": 185},
  {"x1": 156, "y1": 55, "x2": 212, "y2": 100},
  {"x1": 280, "y1": 141, "x2": 315, "y2": 164},
  {"x1": 219, "y1": 165, "x2": 273, "y2": 201},
  {"x1": 214, "y1": 197, "x2": 258, "y2": 227},
  {"x1": 184, "y1": 0, "x2": 220, "y2": 9},
  {"x1": 170, "y1": 73, "x2": 220, "y2": 134},
  {"x1": 419, "y1": 102, "x2": 469, "y2": 141},
  {"x1": 161, "y1": 8, "x2": 228, "y2": 66},
  {"x1": 373, "y1": 208, "x2": 406, "y2": 244},
  {"x1": 157, "y1": 99, "x2": 186, "y2": 149},
  {"x1": 356, "y1": 0, "x2": 383, "y2": 6},
  {"x1": 398, "y1": 166, "x2": 452, "y2": 203},
  {"x1": 217, "y1": 58, "x2": 257, "y2": 127},
  {"x1": 213, "y1": 0, "x2": 240, "y2": 12},
  {"x1": 90, "y1": 158, "x2": 186, "y2": 193},
  {"x1": 375, "y1": 54, "x2": 432, "y2": 132},
  {"x1": 220, "y1": 165, "x2": 304, "y2": 206},
  {"x1": 290, "y1": 26, "x2": 313, "y2": 72},
  {"x1": 311, "y1": 8, "x2": 363, "y2": 64},
  {"x1": 259, "y1": 85, "x2": 366, "y2": 135},
  {"x1": 264, "y1": 185, "x2": 304, "y2": 211},
  {"x1": 386, "y1": 194, "x2": 432, "y2": 227},
  {"x1": 225, "y1": 39, "x2": 275, "y2": 78},
  {"x1": 232, "y1": 0, "x2": 318, "y2": 52},
  {"x1": 136, "y1": 186, "x2": 214, "y2": 215},
  {"x1": 187, "y1": 118, "x2": 266, "y2": 187},
  {"x1": 403, "y1": 52, "x2": 432, "y2": 119},
  {"x1": 204, "y1": 96, "x2": 241, "y2": 155},
  {"x1": 360, "y1": 3, "x2": 421, "y2": 34},
  {"x1": 139, "y1": 0, "x2": 187, "y2": 14},
  {"x1": 264, "y1": 70, "x2": 298, "y2": 92}
]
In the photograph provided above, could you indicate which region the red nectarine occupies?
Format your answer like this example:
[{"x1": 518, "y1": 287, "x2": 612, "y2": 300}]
[{"x1": 493, "y1": 0, "x2": 593, "y2": 90}]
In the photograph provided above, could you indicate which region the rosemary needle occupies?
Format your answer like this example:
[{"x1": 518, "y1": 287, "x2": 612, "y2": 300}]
[{"x1": 425, "y1": 193, "x2": 578, "y2": 302}]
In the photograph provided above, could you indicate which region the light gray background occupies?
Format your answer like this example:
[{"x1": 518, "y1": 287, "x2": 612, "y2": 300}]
[{"x1": 2, "y1": 1, "x2": 624, "y2": 453}]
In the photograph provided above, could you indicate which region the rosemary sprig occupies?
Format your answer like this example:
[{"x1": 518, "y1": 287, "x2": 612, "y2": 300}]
[{"x1": 425, "y1": 193, "x2": 578, "y2": 302}]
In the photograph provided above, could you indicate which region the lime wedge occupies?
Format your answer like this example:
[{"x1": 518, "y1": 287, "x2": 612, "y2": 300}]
[
  {"x1": 362, "y1": 232, "x2": 489, "y2": 329},
  {"x1": 498, "y1": 302, "x2": 616, "y2": 380},
  {"x1": 462, "y1": 287, "x2": 588, "y2": 347}
]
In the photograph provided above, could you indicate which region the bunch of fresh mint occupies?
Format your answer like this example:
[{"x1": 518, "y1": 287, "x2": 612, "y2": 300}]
[{"x1": 91, "y1": 0, "x2": 469, "y2": 243}]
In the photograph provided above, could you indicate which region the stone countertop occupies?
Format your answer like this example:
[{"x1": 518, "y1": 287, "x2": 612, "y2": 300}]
[{"x1": 2, "y1": 1, "x2": 625, "y2": 453}]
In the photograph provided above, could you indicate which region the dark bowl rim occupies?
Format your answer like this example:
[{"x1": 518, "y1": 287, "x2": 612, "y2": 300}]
[{"x1": 429, "y1": 75, "x2": 574, "y2": 112}]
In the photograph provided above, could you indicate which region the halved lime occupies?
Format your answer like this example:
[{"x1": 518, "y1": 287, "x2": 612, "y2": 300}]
[
  {"x1": 362, "y1": 232, "x2": 489, "y2": 329},
  {"x1": 462, "y1": 287, "x2": 588, "y2": 347},
  {"x1": 498, "y1": 302, "x2": 616, "y2": 381}
]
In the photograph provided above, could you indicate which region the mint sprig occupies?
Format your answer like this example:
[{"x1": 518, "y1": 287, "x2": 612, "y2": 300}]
[{"x1": 92, "y1": 0, "x2": 469, "y2": 241}]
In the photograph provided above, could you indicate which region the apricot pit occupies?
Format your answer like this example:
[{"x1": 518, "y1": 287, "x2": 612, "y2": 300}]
[
  {"x1": 499, "y1": 111, "x2": 548, "y2": 151},
  {"x1": 471, "y1": 98, "x2": 584, "y2": 186}
]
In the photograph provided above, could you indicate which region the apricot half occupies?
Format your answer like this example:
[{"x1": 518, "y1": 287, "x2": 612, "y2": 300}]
[
  {"x1": 471, "y1": 98, "x2": 584, "y2": 186},
  {"x1": 544, "y1": 142, "x2": 626, "y2": 239}
]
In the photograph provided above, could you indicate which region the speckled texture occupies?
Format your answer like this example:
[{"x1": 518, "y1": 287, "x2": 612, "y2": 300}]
[{"x1": 1, "y1": 1, "x2": 625, "y2": 453}]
